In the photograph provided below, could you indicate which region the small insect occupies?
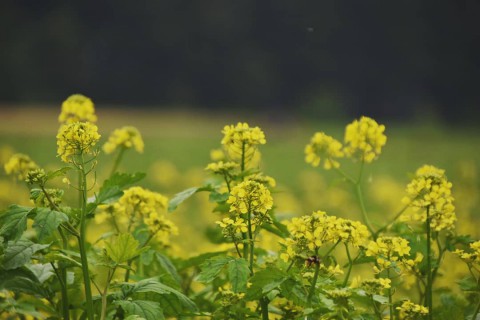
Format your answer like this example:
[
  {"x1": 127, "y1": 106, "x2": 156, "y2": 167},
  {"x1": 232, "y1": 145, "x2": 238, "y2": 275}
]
[{"x1": 305, "y1": 255, "x2": 320, "y2": 268}]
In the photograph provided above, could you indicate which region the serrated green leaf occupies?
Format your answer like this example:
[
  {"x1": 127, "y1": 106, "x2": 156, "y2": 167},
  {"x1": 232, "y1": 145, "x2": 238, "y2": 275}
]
[
  {"x1": 121, "y1": 278, "x2": 197, "y2": 315},
  {"x1": 155, "y1": 253, "x2": 181, "y2": 287},
  {"x1": 2, "y1": 239, "x2": 49, "y2": 270},
  {"x1": 33, "y1": 208, "x2": 68, "y2": 241},
  {"x1": 168, "y1": 185, "x2": 214, "y2": 212},
  {"x1": 28, "y1": 263, "x2": 55, "y2": 284},
  {"x1": 228, "y1": 258, "x2": 249, "y2": 293},
  {"x1": 0, "y1": 205, "x2": 34, "y2": 241},
  {"x1": 0, "y1": 267, "x2": 47, "y2": 297},
  {"x1": 280, "y1": 278, "x2": 308, "y2": 305},
  {"x1": 208, "y1": 191, "x2": 229, "y2": 203},
  {"x1": 246, "y1": 266, "x2": 287, "y2": 299},
  {"x1": 114, "y1": 300, "x2": 164, "y2": 320},
  {"x1": 196, "y1": 255, "x2": 233, "y2": 283},
  {"x1": 177, "y1": 251, "x2": 228, "y2": 271},
  {"x1": 96, "y1": 172, "x2": 146, "y2": 205},
  {"x1": 372, "y1": 294, "x2": 389, "y2": 304},
  {"x1": 105, "y1": 233, "x2": 148, "y2": 264},
  {"x1": 46, "y1": 166, "x2": 72, "y2": 181}
]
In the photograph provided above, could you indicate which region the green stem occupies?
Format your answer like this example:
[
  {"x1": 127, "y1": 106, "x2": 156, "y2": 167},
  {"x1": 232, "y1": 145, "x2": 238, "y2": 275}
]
[
  {"x1": 77, "y1": 156, "x2": 94, "y2": 320},
  {"x1": 125, "y1": 233, "x2": 154, "y2": 282},
  {"x1": 260, "y1": 296, "x2": 269, "y2": 320},
  {"x1": 58, "y1": 228, "x2": 70, "y2": 320},
  {"x1": 472, "y1": 298, "x2": 480, "y2": 320},
  {"x1": 342, "y1": 244, "x2": 353, "y2": 287},
  {"x1": 425, "y1": 206, "x2": 433, "y2": 320},
  {"x1": 307, "y1": 255, "x2": 321, "y2": 307},
  {"x1": 355, "y1": 183, "x2": 375, "y2": 236},
  {"x1": 247, "y1": 211, "x2": 254, "y2": 275},
  {"x1": 387, "y1": 268, "x2": 393, "y2": 320},
  {"x1": 100, "y1": 267, "x2": 117, "y2": 320},
  {"x1": 110, "y1": 147, "x2": 126, "y2": 177}
]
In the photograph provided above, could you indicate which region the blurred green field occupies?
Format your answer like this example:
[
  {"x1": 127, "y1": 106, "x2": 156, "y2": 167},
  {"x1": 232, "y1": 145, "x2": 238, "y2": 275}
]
[{"x1": 1, "y1": 106, "x2": 480, "y2": 256}]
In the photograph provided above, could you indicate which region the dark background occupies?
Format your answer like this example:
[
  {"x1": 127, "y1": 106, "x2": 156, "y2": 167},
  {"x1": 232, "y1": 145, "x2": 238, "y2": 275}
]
[{"x1": 1, "y1": 0, "x2": 479, "y2": 121}]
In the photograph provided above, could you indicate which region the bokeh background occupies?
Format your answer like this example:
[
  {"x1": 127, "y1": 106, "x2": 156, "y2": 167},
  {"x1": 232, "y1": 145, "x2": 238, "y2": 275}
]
[{"x1": 1, "y1": 1, "x2": 480, "y2": 261}]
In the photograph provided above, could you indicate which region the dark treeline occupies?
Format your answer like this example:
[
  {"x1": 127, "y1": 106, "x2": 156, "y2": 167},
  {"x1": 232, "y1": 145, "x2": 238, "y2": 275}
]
[{"x1": 1, "y1": 0, "x2": 479, "y2": 121}]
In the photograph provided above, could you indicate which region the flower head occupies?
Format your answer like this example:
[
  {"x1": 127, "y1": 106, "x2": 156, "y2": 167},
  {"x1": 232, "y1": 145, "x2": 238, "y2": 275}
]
[
  {"x1": 221, "y1": 122, "x2": 266, "y2": 164},
  {"x1": 401, "y1": 164, "x2": 456, "y2": 231},
  {"x1": 56, "y1": 122, "x2": 100, "y2": 163},
  {"x1": 396, "y1": 300, "x2": 428, "y2": 319},
  {"x1": 103, "y1": 126, "x2": 144, "y2": 154},
  {"x1": 205, "y1": 161, "x2": 239, "y2": 174},
  {"x1": 366, "y1": 236, "x2": 420, "y2": 274},
  {"x1": 455, "y1": 240, "x2": 480, "y2": 265},
  {"x1": 305, "y1": 132, "x2": 344, "y2": 169},
  {"x1": 58, "y1": 94, "x2": 97, "y2": 124},
  {"x1": 344, "y1": 116, "x2": 386, "y2": 163},
  {"x1": 227, "y1": 180, "x2": 273, "y2": 219},
  {"x1": 4, "y1": 153, "x2": 39, "y2": 180}
]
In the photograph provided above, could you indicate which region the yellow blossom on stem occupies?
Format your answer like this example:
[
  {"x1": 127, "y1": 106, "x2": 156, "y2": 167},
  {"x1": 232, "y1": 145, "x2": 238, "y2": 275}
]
[
  {"x1": 401, "y1": 164, "x2": 456, "y2": 231},
  {"x1": 205, "y1": 161, "x2": 239, "y2": 174},
  {"x1": 344, "y1": 116, "x2": 386, "y2": 163},
  {"x1": 455, "y1": 240, "x2": 480, "y2": 264},
  {"x1": 4, "y1": 153, "x2": 39, "y2": 180},
  {"x1": 227, "y1": 180, "x2": 273, "y2": 218},
  {"x1": 58, "y1": 94, "x2": 97, "y2": 124},
  {"x1": 56, "y1": 122, "x2": 100, "y2": 163},
  {"x1": 396, "y1": 300, "x2": 429, "y2": 319},
  {"x1": 103, "y1": 126, "x2": 144, "y2": 154},
  {"x1": 305, "y1": 132, "x2": 344, "y2": 169},
  {"x1": 366, "y1": 236, "x2": 420, "y2": 273},
  {"x1": 221, "y1": 122, "x2": 266, "y2": 164}
]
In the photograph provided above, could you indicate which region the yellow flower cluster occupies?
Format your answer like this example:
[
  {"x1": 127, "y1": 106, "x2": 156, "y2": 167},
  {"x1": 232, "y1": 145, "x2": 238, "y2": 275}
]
[
  {"x1": 114, "y1": 186, "x2": 177, "y2": 244},
  {"x1": 366, "y1": 236, "x2": 421, "y2": 273},
  {"x1": 396, "y1": 300, "x2": 428, "y2": 319},
  {"x1": 244, "y1": 173, "x2": 276, "y2": 188},
  {"x1": 221, "y1": 122, "x2": 266, "y2": 164},
  {"x1": 227, "y1": 180, "x2": 273, "y2": 217},
  {"x1": 401, "y1": 165, "x2": 456, "y2": 231},
  {"x1": 344, "y1": 116, "x2": 387, "y2": 163},
  {"x1": 4, "y1": 153, "x2": 38, "y2": 180},
  {"x1": 216, "y1": 217, "x2": 248, "y2": 240},
  {"x1": 358, "y1": 278, "x2": 391, "y2": 295},
  {"x1": 205, "y1": 161, "x2": 239, "y2": 174},
  {"x1": 455, "y1": 240, "x2": 480, "y2": 264},
  {"x1": 304, "y1": 132, "x2": 344, "y2": 169},
  {"x1": 58, "y1": 94, "x2": 97, "y2": 124},
  {"x1": 280, "y1": 211, "x2": 369, "y2": 262},
  {"x1": 103, "y1": 126, "x2": 144, "y2": 154},
  {"x1": 56, "y1": 122, "x2": 101, "y2": 163}
]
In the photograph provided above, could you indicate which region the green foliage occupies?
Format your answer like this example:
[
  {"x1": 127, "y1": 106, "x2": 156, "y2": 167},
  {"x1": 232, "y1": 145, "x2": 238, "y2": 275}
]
[
  {"x1": 96, "y1": 172, "x2": 146, "y2": 205},
  {"x1": 0, "y1": 205, "x2": 34, "y2": 241},
  {"x1": 2, "y1": 239, "x2": 49, "y2": 270},
  {"x1": 114, "y1": 300, "x2": 164, "y2": 320},
  {"x1": 167, "y1": 185, "x2": 214, "y2": 212},
  {"x1": 32, "y1": 208, "x2": 68, "y2": 241},
  {"x1": 105, "y1": 233, "x2": 149, "y2": 265}
]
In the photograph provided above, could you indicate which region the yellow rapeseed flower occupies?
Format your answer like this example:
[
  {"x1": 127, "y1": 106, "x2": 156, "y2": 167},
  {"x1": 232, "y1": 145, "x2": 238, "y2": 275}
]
[
  {"x1": 58, "y1": 94, "x2": 97, "y2": 124},
  {"x1": 56, "y1": 122, "x2": 100, "y2": 163},
  {"x1": 103, "y1": 126, "x2": 144, "y2": 154},
  {"x1": 344, "y1": 116, "x2": 386, "y2": 163},
  {"x1": 227, "y1": 180, "x2": 273, "y2": 218},
  {"x1": 221, "y1": 122, "x2": 266, "y2": 164},
  {"x1": 4, "y1": 153, "x2": 39, "y2": 180},
  {"x1": 455, "y1": 240, "x2": 480, "y2": 265},
  {"x1": 366, "y1": 236, "x2": 419, "y2": 273},
  {"x1": 205, "y1": 161, "x2": 239, "y2": 174},
  {"x1": 401, "y1": 164, "x2": 456, "y2": 231},
  {"x1": 396, "y1": 300, "x2": 428, "y2": 319},
  {"x1": 305, "y1": 132, "x2": 344, "y2": 169}
]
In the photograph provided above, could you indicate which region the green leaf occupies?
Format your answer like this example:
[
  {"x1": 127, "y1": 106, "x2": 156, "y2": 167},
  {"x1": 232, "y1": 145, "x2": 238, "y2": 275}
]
[
  {"x1": 155, "y1": 253, "x2": 181, "y2": 288},
  {"x1": 228, "y1": 258, "x2": 249, "y2": 293},
  {"x1": 196, "y1": 255, "x2": 233, "y2": 283},
  {"x1": 28, "y1": 263, "x2": 55, "y2": 284},
  {"x1": 0, "y1": 267, "x2": 48, "y2": 297},
  {"x1": 32, "y1": 208, "x2": 68, "y2": 241},
  {"x1": 457, "y1": 275, "x2": 478, "y2": 291},
  {"x1": 168, "y1": 185, "x2": 214, "y2": 212},
  {"x1": 121, "y1": 278, "x2": 197, "y2": 315},
  {"x1": 96, "y1": 172, "x2": 146, "y2": 205},
  {"x1": 0, "y1": 205, "x2": 34, "y2": 241},
  {"x1": 208, "y1": 191, "x2": 229, "y2": 203},
  {"x1": 246, "y1": 266, "x2": 287, "y2": 299},
  {"x1": 105, "y1": 233, "x2": 148, "y2": 264},
  {"x1": 2, "y1": 239, "x2": 49, "y2": 270},
  {"x1": 177, "y1": 251, "x2": 228, "y2": 271},
  {"x1": 372, "y1": 294, "x2": 389, "y2": 304},
  {"x1": 46, "y1": 166, "x2": 72, "y2": 181},
  {"x1": 114, "y1": 300, "x2": 164, "y2": 320},
  {"x1": 280, "y1": 278, "x2": 308, "y2": 305}
]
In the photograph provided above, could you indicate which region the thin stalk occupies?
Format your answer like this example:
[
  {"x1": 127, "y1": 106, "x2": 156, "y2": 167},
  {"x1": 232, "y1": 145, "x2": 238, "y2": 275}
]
[
  {"x1": 125, "y1": 233, "x2": 154, "y2": 282},
  {"x1": 432, "y1": 235, "x2": 447, "y2": 283},
  {"x1": 247, "y1": 211, "x2": 254, "y2": 275},
  {"x1": 472, "y1": 298, "x2": 480, "y2": 320},
  {"x1": 286, "y1": 260, "x2": 295, "y2": 272},
  {"x1": 355, "y1": 184, "x2": 375, "y2": 236},
  {"x1": 307, "y1": 255, "x2": 321, "y2": 307},
  {"x1": 342, "y1": 244, "x2": 353, "y2": 287},
  {"x1": 100, "y1": 267, "x2": 117, "y2": 320},
  {"x1": 371, "y1": 296, "x2": 383, "y2": 320},
  {"x1": 58, "y1": 228, "x2": 70, "y2": 320},
  {"x1": 260, "y1": 297, "x2": 269, "y2": 320},
  {"x1": 223, "y1": 172, "x2": 231, "y2": 193},
  {"x1": 374, "y1": 204, "x2": 409, "y2": 237},
  {"x1": 233, "y1": 240, "x2": 242, "y2": 258},
  {"x1": 77, "y1": 156, "x2": 94, "y2": 320},
  {"x1": 387, "y1": 268, "x2": 393, "y2": 320},
  {"x1": 425, "y1": 206, "x2": 433, "y2": 319},
  {"x1": 110, "y1": 147, "x2": 126, "y2": 177}
]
